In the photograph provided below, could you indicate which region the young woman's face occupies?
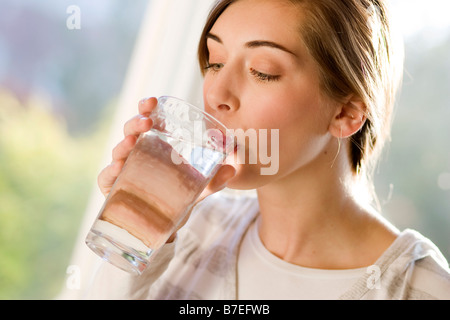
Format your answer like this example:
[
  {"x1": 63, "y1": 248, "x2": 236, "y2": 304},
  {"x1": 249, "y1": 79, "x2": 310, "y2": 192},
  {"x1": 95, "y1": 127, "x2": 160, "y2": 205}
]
[{"x1": 203, "y1": 0, "x2": 338, "y2": 190}]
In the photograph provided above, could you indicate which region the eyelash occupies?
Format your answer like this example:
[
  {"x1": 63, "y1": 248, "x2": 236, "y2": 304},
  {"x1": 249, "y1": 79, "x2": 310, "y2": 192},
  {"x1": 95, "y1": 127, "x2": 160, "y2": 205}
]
[
  {"x1": 205, "y1": 63, "x2": 281, "y2": 83},
  {"x1": 249, "y1": 68, "x2": 281, "y2": 83}
]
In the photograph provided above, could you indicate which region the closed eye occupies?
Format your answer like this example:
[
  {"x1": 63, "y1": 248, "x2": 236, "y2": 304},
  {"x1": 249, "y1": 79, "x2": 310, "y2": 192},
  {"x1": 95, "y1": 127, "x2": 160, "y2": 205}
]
[{"x1": 250, "y1": 68, "x2": 281, "y2": 82}]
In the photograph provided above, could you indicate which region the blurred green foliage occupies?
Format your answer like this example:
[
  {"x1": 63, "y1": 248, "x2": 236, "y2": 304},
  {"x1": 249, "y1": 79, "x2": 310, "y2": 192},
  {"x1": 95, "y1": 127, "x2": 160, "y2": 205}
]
[{"x1": 0, "y1": 90, "x2": 110, "y2": 299}]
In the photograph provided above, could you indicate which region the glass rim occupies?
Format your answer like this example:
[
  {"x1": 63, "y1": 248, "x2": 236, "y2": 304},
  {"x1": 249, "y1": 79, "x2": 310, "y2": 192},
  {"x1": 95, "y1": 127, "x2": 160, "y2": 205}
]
[
  {"x1": 156, "y1": 96, "x2": 235, "y2": 153},
  {"x1": 158, "y1": 96, "x2": 231, "y2": 133}
]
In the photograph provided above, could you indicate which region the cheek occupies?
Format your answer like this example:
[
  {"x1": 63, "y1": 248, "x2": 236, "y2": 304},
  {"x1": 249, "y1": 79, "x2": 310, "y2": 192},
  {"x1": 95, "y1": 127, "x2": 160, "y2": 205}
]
[
  {"x1": 249, "y1": 90, "x2": 326, "y2": 133},
  {"x1": 258, "y1": 95, "x2": 332, "y2": 171},
  {"x1": 239, "y1": 93, "x2": 294, "y2": 130}
]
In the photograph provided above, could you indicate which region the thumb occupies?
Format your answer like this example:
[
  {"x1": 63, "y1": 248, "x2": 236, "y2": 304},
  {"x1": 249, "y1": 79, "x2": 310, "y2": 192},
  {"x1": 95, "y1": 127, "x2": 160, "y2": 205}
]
[{"x1": 197, "y1": 165, "x2": 236, "y2": 203}]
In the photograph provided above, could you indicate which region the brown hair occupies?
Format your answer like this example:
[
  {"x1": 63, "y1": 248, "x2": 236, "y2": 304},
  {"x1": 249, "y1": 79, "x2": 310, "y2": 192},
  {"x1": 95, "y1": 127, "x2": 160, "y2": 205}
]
[{"x1": 198, "y1": 0, "x2": 403, "y2": 179}]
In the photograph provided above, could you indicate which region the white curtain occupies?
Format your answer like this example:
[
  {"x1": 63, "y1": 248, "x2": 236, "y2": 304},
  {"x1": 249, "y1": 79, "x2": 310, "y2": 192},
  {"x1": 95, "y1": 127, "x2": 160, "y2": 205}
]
[{"x1": 58, "y1": 0, "x2": 215, "y2": 299}]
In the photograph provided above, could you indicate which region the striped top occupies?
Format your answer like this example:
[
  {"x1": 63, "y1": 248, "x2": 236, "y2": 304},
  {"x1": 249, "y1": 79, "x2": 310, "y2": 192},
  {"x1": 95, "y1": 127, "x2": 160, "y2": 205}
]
[{"x1": 85, "y1": 191, "x2": 450, "y2": 300}]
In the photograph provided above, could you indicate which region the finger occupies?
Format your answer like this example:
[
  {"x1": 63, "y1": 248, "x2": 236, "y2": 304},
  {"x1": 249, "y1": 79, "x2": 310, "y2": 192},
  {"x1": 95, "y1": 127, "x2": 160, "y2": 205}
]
[
  {"x1": 208, "y1": 164, "x2": 237, "y2": 192},
  {"x1": 123, "y1": 114, "x2": 153, "y2": 137},
  {"x1": 197, "y1": 165, "x2": 236, "y2": 202},
  {"x1": 122, "y1": 97, "x2": 157, "y2": 137},
  {"x1": 138, "y1": 97, "x2": 158, "y2": 117},
  {"x1": 100, "y1": 135, "x2": 138, "y2": 196},
  {"x1": 97, "y1": 160, "x2": 124, "y2": 197},
  {"x1": 112, "y1": 135, "x2": 137, "y2": 161}
]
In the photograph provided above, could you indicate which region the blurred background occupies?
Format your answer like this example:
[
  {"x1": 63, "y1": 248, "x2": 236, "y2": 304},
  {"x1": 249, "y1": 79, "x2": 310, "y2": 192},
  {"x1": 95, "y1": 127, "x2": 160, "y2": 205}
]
[{"x1": 0, "y1": 0, "x2": 449, "y2": 299}]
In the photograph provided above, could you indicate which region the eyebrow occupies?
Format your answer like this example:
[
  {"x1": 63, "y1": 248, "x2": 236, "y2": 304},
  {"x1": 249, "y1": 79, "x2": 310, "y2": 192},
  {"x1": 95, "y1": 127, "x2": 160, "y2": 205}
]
[{"x1": 206, "y1": 33, "x2": 297, "y2": 57}]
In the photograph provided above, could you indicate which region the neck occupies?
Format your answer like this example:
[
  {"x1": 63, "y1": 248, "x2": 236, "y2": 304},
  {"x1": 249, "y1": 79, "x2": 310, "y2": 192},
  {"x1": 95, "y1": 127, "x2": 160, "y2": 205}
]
[{"x1": 255, "y1": 144, "x2": 397, "y2": 269}]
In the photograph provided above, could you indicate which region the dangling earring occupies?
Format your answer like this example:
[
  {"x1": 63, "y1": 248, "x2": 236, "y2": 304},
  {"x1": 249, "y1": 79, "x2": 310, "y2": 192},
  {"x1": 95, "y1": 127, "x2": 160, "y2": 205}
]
[{"x1": 330, "y1": 125, "x2": 342, "y2": 168}]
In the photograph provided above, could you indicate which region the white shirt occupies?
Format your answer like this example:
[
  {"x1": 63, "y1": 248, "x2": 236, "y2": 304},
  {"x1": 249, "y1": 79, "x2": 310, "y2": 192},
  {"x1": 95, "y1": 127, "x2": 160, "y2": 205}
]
[{"x1": 237, "y1": 217, "x2": 366, "y2": 300}]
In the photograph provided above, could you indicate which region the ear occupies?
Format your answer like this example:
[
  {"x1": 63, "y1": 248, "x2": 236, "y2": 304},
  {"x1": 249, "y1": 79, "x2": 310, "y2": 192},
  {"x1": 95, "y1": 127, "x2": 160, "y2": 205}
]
[{"x1": 329, "y1": 96, "x2": 367, "y2": 139}]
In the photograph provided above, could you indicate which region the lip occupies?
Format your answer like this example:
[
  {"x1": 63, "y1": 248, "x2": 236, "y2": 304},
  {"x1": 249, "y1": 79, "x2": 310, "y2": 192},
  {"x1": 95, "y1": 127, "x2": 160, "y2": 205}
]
[{"x1": 233, "y1": 136, "x2": 239, "y2": 153}]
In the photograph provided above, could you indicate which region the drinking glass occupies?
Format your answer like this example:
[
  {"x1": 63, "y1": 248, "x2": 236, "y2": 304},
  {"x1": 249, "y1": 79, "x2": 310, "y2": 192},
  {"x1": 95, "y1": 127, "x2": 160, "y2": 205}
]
[{"x1": 85, "y1": 96, "x2": 234, "y2": 275}]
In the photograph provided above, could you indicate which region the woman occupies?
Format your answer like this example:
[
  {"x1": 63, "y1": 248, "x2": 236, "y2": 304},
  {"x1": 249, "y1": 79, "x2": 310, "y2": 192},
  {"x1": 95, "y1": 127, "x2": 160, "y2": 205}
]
[{"x1": 90, "y1": 0, "x2": 450, "y2": 299}]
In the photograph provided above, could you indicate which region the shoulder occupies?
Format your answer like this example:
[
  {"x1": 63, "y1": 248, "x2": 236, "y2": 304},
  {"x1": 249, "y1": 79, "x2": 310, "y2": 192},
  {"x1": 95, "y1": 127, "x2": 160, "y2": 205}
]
[
  {"x1": 342, "y1": 229, "x2": 450, "y2": 300},
  {"x1": 396, "y1": 229, "x2": 450, "y2": 299},
  {"x1": 377, "y1": 229, "x2": 450, "y2": 299}
]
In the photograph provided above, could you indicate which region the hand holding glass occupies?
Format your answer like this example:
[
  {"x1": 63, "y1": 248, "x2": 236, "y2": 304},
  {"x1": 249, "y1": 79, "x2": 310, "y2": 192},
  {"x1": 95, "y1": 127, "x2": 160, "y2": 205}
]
[{"x1": 85, "y1": 96, "x2": 234, "y2": 275}]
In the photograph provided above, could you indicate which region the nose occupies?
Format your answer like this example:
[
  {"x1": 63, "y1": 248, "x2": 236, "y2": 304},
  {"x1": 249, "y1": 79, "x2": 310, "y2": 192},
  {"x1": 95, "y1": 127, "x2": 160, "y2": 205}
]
[{"x1": 204, "y1": 65, "x2": 240, "y2": 115}]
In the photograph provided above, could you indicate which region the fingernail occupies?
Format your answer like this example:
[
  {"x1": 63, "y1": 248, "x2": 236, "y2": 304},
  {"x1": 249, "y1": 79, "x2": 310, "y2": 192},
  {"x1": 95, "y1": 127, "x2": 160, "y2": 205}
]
[{"x1": 139, "y1": 115, "x2": 151, "y2": 125}]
